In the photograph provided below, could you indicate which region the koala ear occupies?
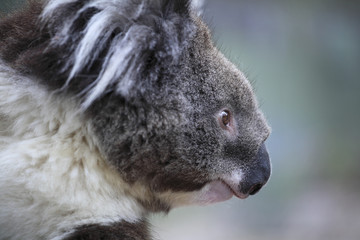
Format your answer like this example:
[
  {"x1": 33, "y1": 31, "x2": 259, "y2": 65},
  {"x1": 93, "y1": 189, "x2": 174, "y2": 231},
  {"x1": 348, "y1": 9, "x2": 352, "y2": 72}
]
[{"x1": 22, "y1": 0, "x2": 193, "y2": 109}]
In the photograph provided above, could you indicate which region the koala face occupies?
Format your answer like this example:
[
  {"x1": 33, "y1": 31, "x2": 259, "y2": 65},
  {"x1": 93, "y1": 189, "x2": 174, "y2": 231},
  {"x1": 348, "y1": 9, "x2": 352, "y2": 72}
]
[{"x1": 88, "y1": 19, "x2": 271, "y2": 210}]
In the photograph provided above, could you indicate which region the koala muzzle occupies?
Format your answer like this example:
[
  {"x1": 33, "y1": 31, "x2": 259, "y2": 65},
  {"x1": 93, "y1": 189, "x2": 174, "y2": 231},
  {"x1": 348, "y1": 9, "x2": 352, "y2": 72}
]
[{"x1": 240, "y1": 143, "x2": 271, "y2": 196}]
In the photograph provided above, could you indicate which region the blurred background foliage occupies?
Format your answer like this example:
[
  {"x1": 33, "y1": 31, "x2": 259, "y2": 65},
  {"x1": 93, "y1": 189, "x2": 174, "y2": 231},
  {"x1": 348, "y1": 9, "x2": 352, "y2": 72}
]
[{"x1": 1, "y1": 0, "x2": 359, "y2": 239}]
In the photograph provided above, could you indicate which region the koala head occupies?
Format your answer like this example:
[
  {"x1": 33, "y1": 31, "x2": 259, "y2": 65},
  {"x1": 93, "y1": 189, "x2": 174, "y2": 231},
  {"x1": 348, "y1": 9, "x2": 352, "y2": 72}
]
[
  {"x1": 1, "y1": 0, "x2": 271, "y2": 212},
  {"x1": 83, "y1": 3, "x2": 271, "y2": 210}
]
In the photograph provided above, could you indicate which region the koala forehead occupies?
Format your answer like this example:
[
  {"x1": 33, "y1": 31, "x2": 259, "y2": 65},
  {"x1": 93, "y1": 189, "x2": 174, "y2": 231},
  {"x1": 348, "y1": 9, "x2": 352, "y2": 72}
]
[{"x1": 172, "y1": 20, "x2": 257, "y2": 114}]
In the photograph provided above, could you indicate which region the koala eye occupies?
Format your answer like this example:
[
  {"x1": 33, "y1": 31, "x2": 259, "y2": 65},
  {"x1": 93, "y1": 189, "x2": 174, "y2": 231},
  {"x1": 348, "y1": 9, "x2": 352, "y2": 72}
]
[{"x1": 219, "y1": 110, "x2": 231, "y2": 128}]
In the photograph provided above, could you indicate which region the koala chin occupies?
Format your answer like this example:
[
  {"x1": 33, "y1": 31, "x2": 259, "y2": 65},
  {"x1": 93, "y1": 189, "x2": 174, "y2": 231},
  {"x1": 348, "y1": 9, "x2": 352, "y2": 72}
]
[{"x1": 0, "y1": 0, "x2": 271, "y2": 239}]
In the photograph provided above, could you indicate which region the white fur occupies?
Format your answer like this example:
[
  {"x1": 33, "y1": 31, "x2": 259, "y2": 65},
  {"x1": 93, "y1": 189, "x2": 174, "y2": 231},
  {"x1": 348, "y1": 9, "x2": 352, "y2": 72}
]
[
  {"x1": 191, "y1": 0, "x2": 205, "y2": 15},
  {"x1": 158, "y1": 170, "x2": 245, "y2": 207},
  {"x1": 159, "y1": 181, "x2": 233, "y2": 207},
  {"x1": 0, "y1": 62, "x2": 145, "y2": 240}
]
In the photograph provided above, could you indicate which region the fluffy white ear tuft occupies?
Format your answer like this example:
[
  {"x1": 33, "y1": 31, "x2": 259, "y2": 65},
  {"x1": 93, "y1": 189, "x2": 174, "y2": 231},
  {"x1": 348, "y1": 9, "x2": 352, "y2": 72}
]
[
  {"x1": 40, "y1": 0, "x2": 196, "y2": 109},
  {"x1": 191, "y1": 0, "x2": 206, "y2": 16}
]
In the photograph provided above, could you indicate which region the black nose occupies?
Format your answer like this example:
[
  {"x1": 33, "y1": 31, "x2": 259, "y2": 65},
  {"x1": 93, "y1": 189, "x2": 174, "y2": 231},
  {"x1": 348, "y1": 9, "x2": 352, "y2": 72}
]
[{"x1": 240, "y1": 144, "x2": 271, "y2": 196}]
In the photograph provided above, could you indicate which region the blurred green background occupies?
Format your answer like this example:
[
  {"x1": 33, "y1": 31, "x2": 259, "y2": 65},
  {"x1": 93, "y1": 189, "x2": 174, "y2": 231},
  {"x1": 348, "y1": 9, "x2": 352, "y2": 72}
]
[{"x1": 1, "y1": 0, "x2": 359, "y2": 239}]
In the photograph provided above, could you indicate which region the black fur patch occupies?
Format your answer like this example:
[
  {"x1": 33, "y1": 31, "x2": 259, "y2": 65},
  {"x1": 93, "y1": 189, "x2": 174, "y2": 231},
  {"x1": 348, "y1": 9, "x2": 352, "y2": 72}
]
[
  {"x1": 0, "y1": 1, "x2": 47, "y2": 65},
  {"x1": 63, "y1": 220, "x2": 150, "y2": 240},
  {"x1": 162, "y1": 0, "x2": 191, "y2": 15}
]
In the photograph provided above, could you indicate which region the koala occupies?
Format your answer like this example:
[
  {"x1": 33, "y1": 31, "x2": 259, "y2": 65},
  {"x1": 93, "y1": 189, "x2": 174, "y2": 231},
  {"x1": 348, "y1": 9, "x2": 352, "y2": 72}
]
[{"x1": 0, "y1": 0, "x2": 271, "y2": 239}]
